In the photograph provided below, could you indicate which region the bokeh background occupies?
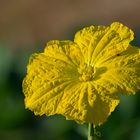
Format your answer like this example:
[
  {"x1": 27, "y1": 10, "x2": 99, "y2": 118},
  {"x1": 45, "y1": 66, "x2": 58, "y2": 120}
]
[{"x1": 0, "y1": 0, "x2": 140, "y2": 140}]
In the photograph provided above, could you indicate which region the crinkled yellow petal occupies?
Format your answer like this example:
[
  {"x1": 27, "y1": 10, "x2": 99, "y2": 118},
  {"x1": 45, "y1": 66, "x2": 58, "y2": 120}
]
[
  {"x1": 87, "y1": 82, "x2": 119, "y2": 125},
  {"x1": 44, "y1": 40, "x2": 84, "y2": 66},
  {"x1": 74, "y1": 22, "x2": 134, "y2": 65},
  {"x1": 56, "y1": 82, "x2": 119, "y2": 125},
  {"x1": 94, "y1": 45, "x2": 140, "y2": 95},
  {"x1": 23, "y1": 40, "x2": 84, "y2": 116}
]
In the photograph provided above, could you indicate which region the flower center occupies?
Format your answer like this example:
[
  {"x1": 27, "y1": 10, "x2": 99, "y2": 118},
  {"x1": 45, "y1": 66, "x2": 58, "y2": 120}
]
[{"x1": 78, "y1": 63, "x2": 94, "y2": 82}]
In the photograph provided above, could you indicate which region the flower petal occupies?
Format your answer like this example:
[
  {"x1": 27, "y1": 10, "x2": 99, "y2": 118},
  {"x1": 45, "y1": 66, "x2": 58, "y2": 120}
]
[
  {"x1": 87, "y1": 82, "x2": 119, "y2": 125},
  {"x1": 89, "y1": 93, "x2": 119, "y2": 126},
  {"x1": 56, "y1": 82, "x2": 119, "y2": 125},
  {"x1": 44, "y1": 40, "x2": 84, "y2": 66},
  {"x1": 74, "y1": 22, "x2": 134, "y2": 65},
  {"x1": 23, "y1": 51, "x2": 80, "y2": 115},
  {"x1": 94, "y1": 45, "x2": 140, "y2": 95}
]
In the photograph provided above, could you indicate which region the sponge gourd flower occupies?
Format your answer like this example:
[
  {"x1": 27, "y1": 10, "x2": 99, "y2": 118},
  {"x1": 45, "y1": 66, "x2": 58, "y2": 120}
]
[{"x1": 23, "y1": 22, "x2": 140, "y2": 126}]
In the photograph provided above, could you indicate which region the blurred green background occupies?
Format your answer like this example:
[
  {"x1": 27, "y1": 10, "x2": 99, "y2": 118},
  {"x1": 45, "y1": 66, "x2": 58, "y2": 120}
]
[{"x1": 0, "y1": 0, "x2": 140, "y2": 140}]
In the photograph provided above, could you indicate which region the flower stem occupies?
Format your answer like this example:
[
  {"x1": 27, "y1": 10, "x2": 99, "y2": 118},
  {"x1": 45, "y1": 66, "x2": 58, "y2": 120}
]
[
  {"x1": 88, "y1": 123, "x2": 101, "y2": 140},
  {"x1": 88, "y1": 123, "x2": 94, "y2": 140}
]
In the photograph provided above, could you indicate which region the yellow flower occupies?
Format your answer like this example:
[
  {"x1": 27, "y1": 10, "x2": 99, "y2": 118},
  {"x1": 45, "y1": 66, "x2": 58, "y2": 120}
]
[{"x1": 23, "y1": 22, "x2": 140, "y2": 126}]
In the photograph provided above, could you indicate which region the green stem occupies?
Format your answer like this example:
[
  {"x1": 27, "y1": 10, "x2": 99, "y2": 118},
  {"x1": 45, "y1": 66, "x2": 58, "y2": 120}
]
[
  {"x1": 88, "y1": 123, "x2": 101, "y2": 140},
  {"x1": 88, "y1": 123, "x2": 94, "y2": 140}
]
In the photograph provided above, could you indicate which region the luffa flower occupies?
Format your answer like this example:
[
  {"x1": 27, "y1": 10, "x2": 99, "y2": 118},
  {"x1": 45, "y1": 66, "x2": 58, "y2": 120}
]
[{"x1": 23, "y1": 22, "x2": 140, "y2": 126}]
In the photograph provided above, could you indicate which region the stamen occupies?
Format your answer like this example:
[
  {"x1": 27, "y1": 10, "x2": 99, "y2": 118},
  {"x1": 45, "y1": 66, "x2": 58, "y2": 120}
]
[{"x1": 78, "y1": 63, "x2": 94, "y2": 82}]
